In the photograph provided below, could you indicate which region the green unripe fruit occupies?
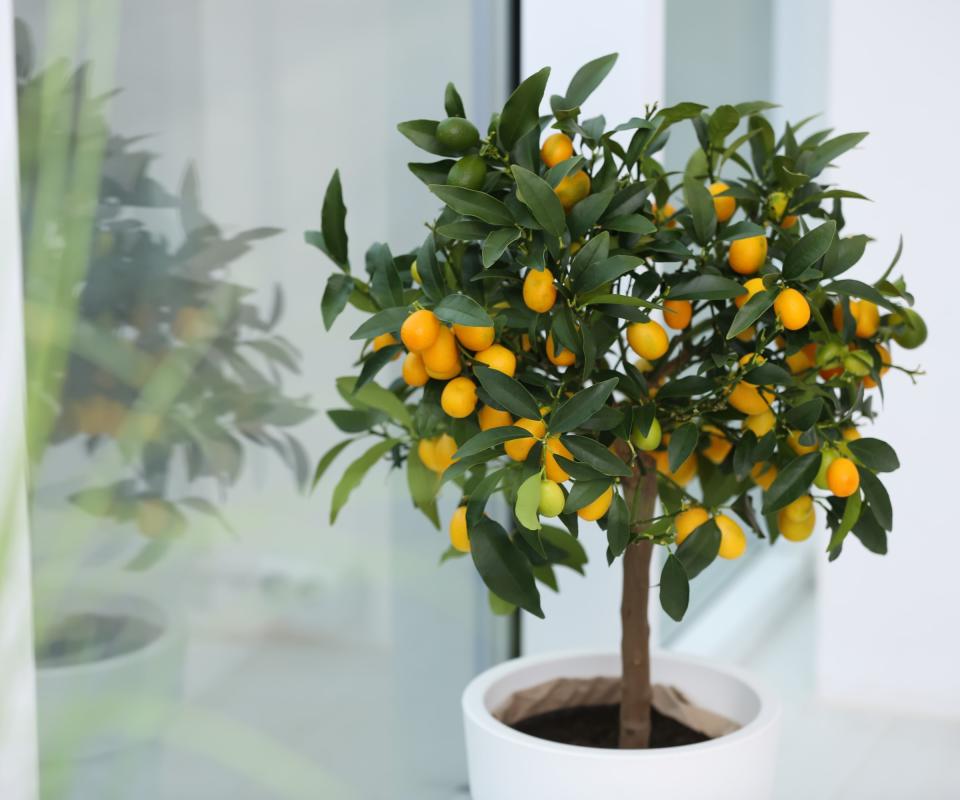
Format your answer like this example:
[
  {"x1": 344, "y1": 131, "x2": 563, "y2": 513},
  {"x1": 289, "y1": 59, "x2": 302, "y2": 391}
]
[
  {"x1": 814, "y1": 448, "x2": 838, "y2": 489},
  {"x1": 436, "y1": 117, "x2": 479, "y2": 152},
  {"x1": 843, "y1": 350, "x2": 873, "y2": 377},
  {"x1": 630, "y1": 417, "x2": 662, "y2": 451},
  {"x1": 817, "y1": 341, "x2": 846, "y2": 368},
  {"x1": 538, "y1": 479, "x2": 565, "y2": 517},
  {"x1": 889, "y1": 308, "x2": 927, "y2": 349},
  {"x1": 410, "y1": 260, "x2": 421, "y2": 284},
  {"x1": 447, "y1": 154, "x2": 487, "y2": 190},
  {"x1": 767, "y1": 191, "x2": 789, "y2": 221}
]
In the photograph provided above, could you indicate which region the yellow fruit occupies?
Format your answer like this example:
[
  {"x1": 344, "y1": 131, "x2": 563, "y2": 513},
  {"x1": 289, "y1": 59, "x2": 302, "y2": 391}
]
[
  {"x1": 743, "y1": 409, "x2": 775, "y2": 438},
  {"x1": 735, "y1": 277, "x2": 766, "y2": 309},
  {"x1": 417, "y1": 438, "x2": 440, "y2": 472},
  {"x1": 627, "y1": 321, "x2": 669, "y2": 360},
  {"x1": 539, "y1": 479, "x2": 565, "y2": 517},
  {"x1": 453, "y1": 324, "x2": 495, "y2": 352},
  {"x1": 522, "y1": 268, "x2": 557, "y2": 313},
  {"x1": 654, "y1": 450, "x2": 699, "y2": 487},
  {"x1": 449, "y1": 506, "x2": 471, "y2": 553},
  {"x1": 504, "y1": 417, "x2": 547, "y2": 461},
  {"x1": 728, "y1": 235, "x2": 768, "y2": 275},
  {"x1": 410, "y1": 260, "x2": 421, "y2": 284},
  {"x1": 554, "y1": 171, "x2": 591, "y2": 210},
  {"x1": 372, "y1": 332, "x2": 400, "y2": 358},
  {"x1": 663, "y1": 299, "x2": 693, "y2": 330},
  {"x1": 401, "y1": 309, "x2": 441, "y2": 352},
  {"x1": 728, "y1": 382, "x2": 772, "y2": 416},
  {"x1": 787, "y1": 430, "x2": 818, "y2": 456},
  {"x1": 540, "y1": 132, "x2": 574, "y2": 168},
  {"x1": 652, "y1": 202, "x2": 677, "y2": 229},
  {"x1": 422, "y1": 326, "x2": 461, "y2": 376},
  {"x1": 841, "y1": 426, "x2": 861, "y2": 442},
  {"x1": 709, "y1": 181, "x2": 736, "y2": 223},
  {"x1": 768, "y1": 191, "x2": 789, "y2": 221},
  {"x1": 441, "y1": 376, "x2": 478, "y2": 418},
  {"x1": 774, "y1": 288, "x2": 811, "y2": 330},
  {"x1": 478, "y1": 405, "x2": 512, "y2": 431},
  {"x1": 474, "y1": 343, "x2": 517, "y2": 377},
  {"x1": 402, "y1": 352, "x2": 429, "y2": 387},
  {"x1": 778, "y1": 506, "x2": 815, "y2": 542},
  {"x1": 751, "y1": 462, "x2": 778, "y2": 490},
  {"x1": 702, "y1": 427, "x2": 733, "y2": 465},
  {"x1": 675, "y1": 507, "x2": 709, "y2": 546},
  {"x1": 715, "y1": 514, "x2": 747, "y2": 559},
  {"x1": 827, "y1": 457, "x2": 859, "y2": 497},
  {"x1": 433, "y1": 434, "x2": 458, "y2": 472},
  {"x1": 545, "y1": 436, "x2": 573, "y2": 482},
  {"x1": 577, "y1": 485, "x2": 614, "y2": 521},
  {"x1": 739, "y1": 352, "x2": 767, "y2": 379},
  {"x1": 785, "y1": 343, "x2": 817, "y2": 374},
  {"x1": 735, "y1": 326, "x2": 756, "y2": 344},
  {"x1": 855, "y1": 300, "x2": 880, "y2": 338},
  {"x1": 546, "y1": 334, "x2": 576, "y2": 366},
  {"x1": 426, "y1": 363, "x2": 462, "y2": 380},
  {"x1": 783, "y1": 494, "x2": 813, "y2": 523}
]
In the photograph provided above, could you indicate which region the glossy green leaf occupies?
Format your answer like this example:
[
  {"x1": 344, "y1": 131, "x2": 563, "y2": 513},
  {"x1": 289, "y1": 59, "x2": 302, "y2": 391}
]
[
  {"x1": 683, "y1": 176, "x2": 717, "y2": 245},
  {"x1": 565, "y1": 53, "x2": 617, "y2": 107},
  {"x1": 562, "y1": 435, "x2": 632, "y2": 477},
  {"x1": 498, "y1": 67, "x2": 550, "y2": 150},
  {"x1": 349, "y1": 307, "x2": 408, "y2": 340},
  {"x1": 320, "y1": 170, "x2": 349, "y2": 269},
  {"x1": 847, "y1": 438, "x2": 900, "y2": 472},
  {"x1": 311, "y1": 439, "x2": 355, "y2": 490},
  {"x1": 570, "y1": 231, "x2": 610, "y2": 282},
  {"x1": 827, "y1": 490, "x2": 862, "y2": 553},
  {"x1": 676, "y1": 518, "x2": 721, "y2": 579},
  {"x1": 549, "y1": 378, "x2": 618, "y2": 433},
  {"x1": 444, "y1": 82, "x2": 465, "y2": 117},
  {"x1": 762, "y1": 452, "x2": 821, "y2": 513},
  {"x1": 428, "y1": 184, "x2": 515, "y2": 226},
  {"x1": 482, "y1": 227, "x2": 520, "y2": 267},
  {"x1": 321, "y1": 273, "x2": 353, "y2": 330},
  {"x1": 574, "y1": 255, "x2": 645, "y2": 293},
  {"x1": 659, "y1": 554, "x2": 690, "y2": 621},
  {"x1": 562, "y1": 479, "x2": 611, "y2": 515},
  {"x1": 396, "y1": 119, "x2": 447, "y2": 156},
  {"x1": 782, "y1": 220, "x2": 836, "y2": 279},
  {"x1": 516, "y1": 472, "x2": 543, "y2": 531},
  {"x1": 858, "y1": 468, "x2": 892, "y2": 531},
  {"x1": 606, "y1": 492, "x2": 630, "y2": 557},
  {"x1": 434, "y1": 293, "x2": 494, "y2": 327},
  {"x1": 337, "y1": 376, "x2": 413, "y2": 430},
  {"x1": 512, "y1": 165, "x2": 566, "y2": 237},
  {"x1": 670, "y1": 274, "x2": 745, "y2": 301},
  {"x1": 473, "y1": 365, "x2": 542, "y2": 420},
  {"x1": 668, "y1": 422, "x2": 699, "y2": 472},
  {"x1": 727, "y1": 290, "x2": 775, "y2": 339},
  {"x1": 330, "y1": 438, "x2": 400, "y2": 523},
  {"x1": 470, "y1": 518, "x2": 544, "y2": 618},
  {"x1": 406, "y1": 445, "x2": 440, "y2": 528},
  {"x1": 454, "y1": 425, "x2": 533, "y2": 460}
]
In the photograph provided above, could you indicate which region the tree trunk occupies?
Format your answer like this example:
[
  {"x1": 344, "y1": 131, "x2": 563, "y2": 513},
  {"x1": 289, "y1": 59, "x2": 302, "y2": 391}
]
[{"x1": 617, "y1": 447, "x2": 658, "y2": 749}]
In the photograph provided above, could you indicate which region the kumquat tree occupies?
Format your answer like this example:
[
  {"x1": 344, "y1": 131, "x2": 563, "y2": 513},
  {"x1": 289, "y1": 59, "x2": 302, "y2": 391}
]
[{"x1": 308, "y1": 54, "x2": 925, "y2": 749}]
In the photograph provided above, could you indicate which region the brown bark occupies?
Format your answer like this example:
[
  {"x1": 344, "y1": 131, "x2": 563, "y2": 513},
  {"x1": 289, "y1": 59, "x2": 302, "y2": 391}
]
[{"x1": 616, "y1": 444, "x2": 658, "y2": 749}]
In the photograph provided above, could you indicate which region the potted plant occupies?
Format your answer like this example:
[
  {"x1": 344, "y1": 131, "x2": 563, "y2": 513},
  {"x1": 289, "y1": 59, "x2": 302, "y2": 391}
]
[
  {"x1": 16, "y1": 20, "x2": 312, "y2": 795},
  {"x1": 310, "y1": 54, "x2": 924, "y2": 799}
]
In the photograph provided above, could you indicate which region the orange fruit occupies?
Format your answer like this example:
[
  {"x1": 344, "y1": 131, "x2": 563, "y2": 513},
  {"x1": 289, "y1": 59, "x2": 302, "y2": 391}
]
[
  {"x1": 540, "y1": 132, "x2": 574, "y2": 167},
  {"x1": 774, "y1": 288, "x2": 810, "y2": 330},
  {"x1": 449, "y1": 506, "x2": 471, "y2": 552},
  {"x1": 727, "y1": 382, "x2": 772, "y2": 415},
  {"x1": 654, "y1": 450, "x2": 699, "y2": 487},
  {"x1": 544, "y1": 436, "x2": 573, "y2": 482},
  {"x1": 715, "y1": 514, "x2": 746, "y2": 559},
  {"x1": 546, "y1": 334, "x2": 576, "y2": 366},
  {"x1": 627, "y1": 321, "x2": 669, "y2": 360},
  {"x1": 778, "y1": 501, "x2": 815, "y2": 542},
  {"x1": 743, "y1": 409, "x2": 775, "y2": 438},
  {"x1": 663, "y1": 299, "x2": 693, "y2": 330},
  {"x1": 474, "y1": 343, "x2": 517, "y2": 377},
  {"x1": 827, "y1": 457, "x2": 859, "y2": 497},
  {"x1": 478, "y1": 405, "x2": 512, "y2": 431},
  {"x1": 372, "y1": 332, "x2": 400, "y2": 358},
  {"x1": 709, "y1": 181, "x2": 736, "y2": 223},
  {"x1": 577, "y1": 485, "x2": 614, "y2": 521},
  {"x1": 675, "y1": 507, "x2": 710, "y2": 545},
  {"x1": 702, "y1": 426, "x2": 733, "y2": 465},
  {"x1": 783, "y1": 494, "x2": 813, "y2": 523},
  {"x1": 554, "y1": 170, "x2": 591, "y2": 210},
  {"x1": 781, "y1": 215, "x2": 798, "y2": 229},
  {"x1": 402, "y1": 352, "x2": 429, "y2": 387},
  {"x1": 441, "y1": 376, "x2": 478, "y2": 418},
  {"x1": 751, "y1": 462, "x2": 778, "y2": 490},
  {"x1": 422, "y1": 326, "x2": 461, "y2": 377},
  {"x1": 652, "y1": 202, "x2": 677, "y2": 229},
  {"x1": 418, "y1": 434, "x2": 458, "y2": 473},
  {"x1": 401, "y1": 309, "x2": 441, "y2": 352},
  {"x1": 832, "y1": 299, "x2": 880, "y2": 339},
  {"x1": 841, "y1": 426, "x2": 861, "y2": 442},
  {"x1": 728, "y1": 235, "x2": 768, "y2": 275},
  {"x1": 522, "y1": 268, "x2": 557, "y2": 313},
  {"x1": 787, "y1": 429, "x2": 818, "y2": 455},
  {"x1": 735, "y1": 277, "x2": 766, "y2": 309},
  {"x1": 504, "y1": 417, "x2": 547, "y2": 461},
  {"x1": 453, "y1": 324, "x2": 495, "y2": 351},
  {"x1": 785, "y1": 343, "x2": 817, "y2": 374}
]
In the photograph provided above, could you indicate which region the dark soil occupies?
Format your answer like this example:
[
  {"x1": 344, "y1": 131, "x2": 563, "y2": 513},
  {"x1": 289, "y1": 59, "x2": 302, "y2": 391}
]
[{"x1": 511, "y1": 703, "x2": 711, "y2": 749}]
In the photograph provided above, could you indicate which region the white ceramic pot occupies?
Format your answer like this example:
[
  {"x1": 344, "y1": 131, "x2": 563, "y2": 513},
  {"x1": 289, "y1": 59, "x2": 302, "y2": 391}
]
[{"x1": 463, "y1": 650, "x2": 781, "y2": 800}]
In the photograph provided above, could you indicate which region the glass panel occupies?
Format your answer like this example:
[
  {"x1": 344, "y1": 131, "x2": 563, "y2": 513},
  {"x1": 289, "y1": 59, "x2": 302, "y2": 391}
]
[{"x1": 16, "y1": 2, "x2": 511, "y2": 798}]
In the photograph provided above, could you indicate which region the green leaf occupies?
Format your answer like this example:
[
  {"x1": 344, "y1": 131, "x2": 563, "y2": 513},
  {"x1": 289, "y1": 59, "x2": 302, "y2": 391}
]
[
  {"x1": 827, "y1": 490, "x2": 862, "y2": 553},
  {"x1": 659, "y1": 554, "x2": 690, "y2": 621},
  {"x1": 821, "y1": 234, "x2": 869, "y2": 279},
  {"x1": 327, "y1": 409, "x2": 386, "y2": 434},
  {"x1": 354, "y1": 345, "x2": 402, "y2": 391},
  {"x1": 321, "y1": 273, "x2": 353, "y2": 330},
  {"x1": 858, "y1": 468, "x2": 892, "y2": 531},
  {"x1": 656, "y1": 102, "x2": 707, "y2": 124},
  {"x1": 683, "y1": 176, "x2": 717, "y2": 245},
  {"x1": 568, "y1": 190, "x2": 614, "y2": 239},
  {"x1": 727, "y1": 290, "x2": 775, "y2": 339},
  {"x1": 762, "y1": 452, "x2": 822, "y2": 513},
  {"x1": 708, "y1": 105, "x2": 741, "y2": 146},
  {"x1": 473, "y1": 365, "x2": 542, "y2": 420},
  {"x1": 565, "y1": 53, "x2": 618, "y2": 107},
  {"x1": 570, "y1": 231, "x2": 610, "y2": 282},
  {"x1": 606, "y1": 492, "x2": 630, "y2": 557},
  {"x1": 852, "y1": 505, "x2": 887, "y2": 554},
  {"x1": 676, "y1": 518, "x2": 721, "y2": 579},
  {"x1": 786, "y1": 398, "x2": 822, "y2": 430},
  {"x1": 603, "y1": 214, "x2": 657, "y2": 235},
  {"x1": 367, "y1": 242, "x2": 403, "y2": 308},
  {"x1": 482, "y1": 228, "x2": 521, "y2": 267},
  {"x1": 744, "y1": 362, "x2": 792, "y2": 385},
  {"x1": 330, "y1": 438, "x2": 400, "y2": 523},
  {"x1": 467, "y1": 468, "x2": 507, "y2": 526},
  {"x1": 396, "y1": 119, "x2": 447, "y2": 155},
  {"x1": 488, "y1": 591, "x2": 516, "y2": 615},
  {"x1": 516, "y1": 473, "x2": 543, "y2": 531},
  {"x1": 454, "y1": 425, "x2": 533, "y2": 460},
  {"x1": 349, "y1": 307, "x2": 408, "y2": 340},
  {"x1": 470, "y1": 518, "x2": 544, "y2": 618},
  {"x1": 498, "y1": 66, "x2": 550, "y2": 150},
  {"x1": 437, "y1": 219, "x2": 496, "y2": 240},
  {"x1": 805, "y1": 131, "x2": 868, "y2": 177},
  {"x1": 406, "y1": 446, "x2": 440, "y2": 528},
  {"x1": 669, "y1": 274, "x2": 745, "y2": 301},
  {"x1": 428, "y1": 184, "x2": 515, "y2": 226},
  {"x1": 574, "y1": 255, "x2": 645, "y2": 293},
  {"x1": 721, "y1": 221, "x2": 766, "y2": 241},
  {"x1": 562, "y1": 435, "x2": 632, "y2": 477},
  {"x1": 668, "y1": 423, "x2": 699, "y2": 472},
  {"x1": 320, "y1": 170, "x2": 349, "y2": 269},
  {"x1": 336, "y1": 376, "x2": 413, "y2": 430},
  {"x1": 417, "y1": 233, "x2": 445, "y2": 301},
  {"x1": 563, "y1": 479, "x2": 611, "y2": 515},
  {"x1": 847, "y1": 438, "x2": 900, "y2": 472},
  {"x1": 824, "y1": 279, "x2": 899, "y2": 312},
  {"x1": 408, "y1": 160, "x2": 458, "y2": 186},
  {"x1": 782, "y1": 220, "x2": 836, "y2": 279},
  {"x1": 311, "y1": 440, "x2": 355, "y2": 490},
  {"x1": 580, "y1": 294, "x2": 659, "y2": 311},
  {"x1": 434, "y1": 293, "x2": 494, "y2": 327},
  {"x1": 540, "y1": 525, "x2": 588, "y2": 573},
  {"x1": 549, "y1": 378, "x2": 618, "y2": 434},
  {"x1": 512, "y1": 165, "x2": 566, "y2": 237},
  {"x1": 444, "y1": 82, "x2": 465, "y2": 117}
]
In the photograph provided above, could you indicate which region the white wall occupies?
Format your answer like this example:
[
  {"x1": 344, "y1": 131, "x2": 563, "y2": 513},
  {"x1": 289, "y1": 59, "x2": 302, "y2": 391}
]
[
  {"x1": 817, "y1": 0, "x2": 960, "y2": 715},
  {"x1": 520, "y1": 0, "x2": 666, "y2": 657}
]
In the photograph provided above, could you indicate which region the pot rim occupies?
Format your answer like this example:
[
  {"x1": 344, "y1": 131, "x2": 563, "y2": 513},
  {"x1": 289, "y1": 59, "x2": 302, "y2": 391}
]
[{"x1": 462, "y1": 648, "x2": 781, "y2": 758}]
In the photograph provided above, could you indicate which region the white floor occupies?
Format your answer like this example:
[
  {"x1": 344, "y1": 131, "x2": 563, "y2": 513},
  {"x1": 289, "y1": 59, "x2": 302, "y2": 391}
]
[{"x1": 740, "y1": 587, "x2": 960, "y2": 800}]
